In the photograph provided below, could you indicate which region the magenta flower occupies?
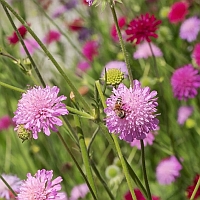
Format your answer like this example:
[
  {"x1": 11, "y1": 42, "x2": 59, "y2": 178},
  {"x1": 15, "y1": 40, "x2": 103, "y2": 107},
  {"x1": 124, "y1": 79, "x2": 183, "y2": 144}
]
[
  {"x1": 171, "y1": 64, "x2": 200, "y2": 100},
  {"x1": 133, "y1": 41, "x2": 163, "y2": 59},
  {"x1": 0, "y1": 174, "x2": 22, "y2": 199},
  {"x1": 168, "y1": 1, "x2": 188, "y2": 24},
  {"x1": 156, "y1": 156, "x2": 182, "y2": 185},
  {"x1": 126, "y1": 13, "x2": 161, "y2": 44},
  {"x1": 177, "y1": 106, "x2": 193, "y2": 125},
  {"x1": 13, "y1": 86, "x2": 69, "y2": 139},
  {"x1": 17, "y1": 169, "x2": 65, "y2": 200},
  {"x1": 104, "y1": 80, "x2": 159, "y2": 142},
  {"x1": 43, "y1": 30, "x2": 61, "y2": 45},
  {"x1": 70, "y1": 183, "x2": 89, "y2": 200},
  {"x1": 82, "y1": 40, "x2": 99, "y2": 61},
  {"x1": 85, "y1": 0, "x2": 93, "y2": 6},
  {"x1": 20, "y1": 38, "x2": 39, "y2": 55},
  {"x1": 179, "y1": 17, "x2": 200, "y2": 42},
  {"x1": 192, "y1": 43, "x2": 200, "y2": 67},
  {"x1": 0, "y1": 115, "x2": 13, "y2": 131},
  {"x1": 186, "y1": 174, "x2": 200, "y2": 200},
  {"x1": 77, "y1": 61, "x2": 90, "y2": 72}
]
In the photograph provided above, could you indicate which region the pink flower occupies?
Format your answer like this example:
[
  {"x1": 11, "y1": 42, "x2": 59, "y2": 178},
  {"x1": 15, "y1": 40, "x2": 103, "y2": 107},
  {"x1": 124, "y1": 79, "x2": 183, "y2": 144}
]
[
  {"x1": 179, "y1": 16, "x2": 200, "y2": 42},
  {"x1": 13, "y1": 86, "x2": 69, "y2": 139},
  {"x1": 126, "y1": 13, "x2": 161, "y2": 44},
  {"x1": 20, "y1": 38, "x2": 39, "y2": 55},
  {"x1": 177, "y1": 106, "x2": 193, "y2": 125},
  {"x1": 43, "y1": 30, "x2": 61, "y2": 44},
  {"x1": 156, "y1": 156, "x2": 182, "y2": 185},
  {"x1": 0, "y1": 115, "x2": 13, "y2": 131},
  {"x1": 82, "y1": 40, "x2": 99, "y2": 61},
  {"x1": 133, "y1": 41, "x2": 163, "y2": 59},
  {"x1": 85, "y1": 0, "x2": 93, "y2": 6},
  {"x1": 168, "y1": 1, "x2": 188, "y2": 24},
  {"x1": 171, "y1": 64, "x2": 200, "y2": 100},
  {"x1": 69, "y1": 183, "x2": 89, "y2": 200},
  {"x1": 17, "y1": 169, "x2": 65, "y2": 200},
  {"x1": 192, "y1": 43, "x2": 200, "y2": 67},
  {"x1": 77, "y1": 61, "x2": 90, "y2": 72}
]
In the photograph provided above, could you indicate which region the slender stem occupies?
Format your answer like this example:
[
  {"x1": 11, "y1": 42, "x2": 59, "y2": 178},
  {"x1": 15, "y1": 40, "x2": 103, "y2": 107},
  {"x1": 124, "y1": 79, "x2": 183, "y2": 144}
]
[
  {"x1": 109, "y1": 1, "x2": 133, "y2": 87},
  {"x1": 190, "y1": 176, "x2": 200, "y2": 200},
  {"x1": 112, "y1": 135, "x2": 136, "y2": 200},
  {"x1": 66, "y1": 106, "x2": 94, "y2": 119},
  {"x1": 0, "y1": 0, "x2": 93, "y2": 115},
  {"x1": 56, "y1": 131, "x2": 97, "y2": 200},
  {"x1": 87, "y1": 125, "x2": 100, "y2": 153},
  {"x1": 95, "y1": 80, "x2": 106, "y2": 108},
  {"x1": 1, "y1": 4, "x2": 46, "y2": 87},
  {"x1": 0, "y1": 81, "x2": 25, "y2": 93},
  {"x1": 140, "y1": 140, "x2": 151, "y2": 200}
]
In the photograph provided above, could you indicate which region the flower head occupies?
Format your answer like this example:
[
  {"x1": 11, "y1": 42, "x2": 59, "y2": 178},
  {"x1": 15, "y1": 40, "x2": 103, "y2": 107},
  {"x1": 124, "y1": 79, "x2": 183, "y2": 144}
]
[
  {"x1": 133, "y1": 41, "x2": 163, "y2": 59},
  {"x1": 192, "y1": 43, "x2": 200, "y2": 67},
  {"x1": 13, "y1": 86, "x2": 69, "y2": 139},
  {"x1": 179, "y1": 16, "x2": 200, "y2": 42},
  {"x1": 177, "y1": 106, "x2": 193, "y2": 125},
  {"x1": 17, "y1": 169, "x2": 65, "y2": 200},
  {"x1": 77, "y1": 61, "x2": 90, "y2": 72},
  {"x1": 0, "y1": 174, "x2": 22, "y2": 199},
  {"x1": 104, "y1": 80, "x2": 159, "y2": 142},
  {"x1": 85, "y1": 0, "x2": 93, "y2": 6},
  {"x1": 168, "y1": 1, "x2": 188, "y2": 24},
  {"x1": 20, "y1": 38, "x2": 39, "y2": 55},
  {"x1": 126, "y1": 13, "x2": 161, "y2": 44},
  {"x1": 186, "y1": 174, "x2": 200, "y2": 199},
  {"x1": 70, "y1": 183, "x2": 89, "y2": 200},
  {"x1": 7, "y1": 25, "x2": 27, "y2": 45},
  {"x1": 156, "y1": 156, "x2": 182, "y2": 185},
  {"x1": 171, "y1": 64, "x2": 200, "y2": 100},
  {"x1": 0, "y1": 115, "x2": 13, "y2": 131},
  {"x1": 82, "y1": 40, "x2": 99, "y2": 61},
  {"x1": 43, "y1": 30, "x2": 61, "y2": 44}
]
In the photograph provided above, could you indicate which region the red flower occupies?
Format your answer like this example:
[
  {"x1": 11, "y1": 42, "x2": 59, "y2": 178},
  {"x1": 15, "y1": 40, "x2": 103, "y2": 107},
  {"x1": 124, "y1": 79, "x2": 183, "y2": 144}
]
[
  {"x1": 110, "y1": 17, "x2": 127, "y2": 41},
  {"x1": 192, "y1": 43, "x2": 200, "y2": 67},
  {"x1": 125, "y1": 13, "x2": 161, "y2": 44},
  {"x1": 7, "y1": 25, "x2": 27, "y2": 45},
  {"x1": 43, "y1": 30, "x2": 61, "y2": 44},
  {"x1": 186, "y1": 174, "x2": 200, "y2": 199},
  {"x1": 68, "y1": 18, "x2": 84, "y2": 31},
  {"x1": 168, "y1": 1, "x2": 188, "y2": 24},
  {"x1": 82, "y1": 40, "x2": 99, "y2": 61}
]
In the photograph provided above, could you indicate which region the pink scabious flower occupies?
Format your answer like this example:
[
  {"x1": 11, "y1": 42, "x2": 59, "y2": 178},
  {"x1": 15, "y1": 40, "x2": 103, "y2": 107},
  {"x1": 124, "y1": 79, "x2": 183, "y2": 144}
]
[
  {"x1": 179, "y1": 16, "x2": 200, "y2": 42},
  {"x1": 77, "y1": 61, "x2": 90, "y2": 72},
  {"x1": 177, "y1": 106, "x2": 193, "y2": 125},
  {"x1": 192, "y1": 43, "x2": 200, "y2": 67},
  {"x1": 69, "y1": 183, "x2": 89, "y2": 200},
  {"x1": 104, "y1": 80, "x2": 159, "y2": 142},
  {"x1": 110, "y1": 17, "x2": 127, "y2": 42},
  {"x1": 126, "y1": 13, "x2": 161, "y2": 44},
  {"x1": 43, "y1": 30, "x2": 61, "y2": 45},
  {"x1": 0, "y1": 115, "x2": 13, "y2": 131},
  {"x1": 171, "y1": 64, "x2": 200, "y2": 100},
  {"x1": 17, "y1": 169, "x2": 65, "y2": 200},
  {"x1": 13, "y1": 86, "x2": 69, "y2": 139},
  {"x1": 20, "y1": 38, "x2": 39, "y2": 55},
  {"x1": 156, "y1": 156, "x2": 182, "y2": 185},
  {"x1": 82, "y1": 40, "x2": 99, "y2": 61},
  {"x1": 168, "y1": 1, "x2": 188, "y2": 24},
  {"x1": 85, "y1": 0, "x2": 93, "y2": 6},
  {"x1": 0, "y1": 174, "x2": 22, "y2": 199},
  {"x1": 186, "y1": 174, "x2": 200, "y2": 199},
  {"x1": 133, "y1": 41, "x2": 163, "y2": 59}
]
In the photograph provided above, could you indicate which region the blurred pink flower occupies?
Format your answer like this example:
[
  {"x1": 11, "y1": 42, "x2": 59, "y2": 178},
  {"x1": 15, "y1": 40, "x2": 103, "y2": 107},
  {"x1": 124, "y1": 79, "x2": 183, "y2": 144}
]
[
  {"x1": 20, "y1": 38, "x2": 39, "y2": 55},
  {"x1": 43, "y1": 30, "x2": 61, "y2": 44},
  {"x1": 177, "y1": 106, "x2": 193, "y2": 125},
  {"x1": 82, "y1": 40, "x2": 99, "y2": 61},
  {"x1": 192, "y1": 43, "x2": 200, "y2": 67},
  {"x1": 179, "y1": 16, "x2": 200, "y2": 42},
  {"x1": 186, "y1": 174, "x2": 200, "y2": 200},
  {"x1": 168, "y1": 1, "x2": 188, "y2": 24},
  {"x1": 77, "y1": 61, "x2": 90, "y2": 72},
  {"x1": 156, "y1": 156, "x2": 182, "y2": 185},
  {"x1": 0, "y1": 115, "x2": 13, "y2": 131},
  {"x1": 69, "y1": 183, "x2": 89, "y2": 200},
  {"x1": 133, "y1": 41, "x2": 163, "y2": 59}
]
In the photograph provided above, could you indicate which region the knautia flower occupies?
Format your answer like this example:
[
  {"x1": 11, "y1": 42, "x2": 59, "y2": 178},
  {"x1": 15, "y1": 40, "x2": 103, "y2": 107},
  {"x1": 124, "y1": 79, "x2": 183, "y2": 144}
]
[
  {"x1": 104, "y1": 80, "x2": 159, "y2": 142},
  {"x1": 77, "y1": 61, "x2": 90, "y2": 72},
  {"x1": 0, "y1": 115, "x2": 13, "y2": 131},
  {"x1": 171, "y1": 64, "x2": 200, "y2": 100},
  {"x1": 43, "y1": 30, "x2": 61, "y2": 45},
  {"x1": 85, "y1": 0, "x2": 93, "y2": 6},
  {"x1": 133, "y1": 41, "x2": 163, "y2": 59},
  {"x1": 17, "y1": 169, "x2": 65, "y2": 200},
  {"x1": 82, "y1": 40, "x2": 99, "y2": 61},
  {"x1": 179, "y1": 16, "x2": 200, "y2": 42},
  {"x1": 156, "y1": 156, "x2": 182, "y2": 185},
  {"x1": 186, "y1": 174, "x2": 200, "y2": 199},
  {"x1": 0, "y1": 174, "x2": 22, "y2": 199},
  {"x1": 20, "y1": 38, "x2": 39, "y2": 55},
  {"x1": 177, "y1": 106, "x2": 193, "y2": 125},
  {"x1": 13, "y1": 86, "x2": 69, "y2": 140},
  {"x1": 126, "y1": 13, "x2": 161, "y2": 44},
  {"x1": 69, "y1": 183, "x2": 89, "y2": 200},
  {"x1": 192, "y1": 43, "x2": 200, "y2": 67},
  {"x1": 168, "y1": 1, "x2": 188, "y2": 24}
]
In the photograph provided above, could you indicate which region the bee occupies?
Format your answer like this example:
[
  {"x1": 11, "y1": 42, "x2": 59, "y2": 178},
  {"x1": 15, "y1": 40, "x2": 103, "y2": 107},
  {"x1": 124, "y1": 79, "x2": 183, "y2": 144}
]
[{"x1": 114, "y1": 96, "x2": 125, "y2": 119}]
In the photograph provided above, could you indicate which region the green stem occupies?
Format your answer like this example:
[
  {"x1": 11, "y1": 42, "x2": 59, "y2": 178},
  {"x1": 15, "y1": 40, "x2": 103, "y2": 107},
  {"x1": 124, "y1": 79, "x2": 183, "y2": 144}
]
[
  {"x1": 74, "y1": 115, "x2": 98, "y2": 199},
  {"x1": 113, "y1": 135, "x2": 136, "y2": 200},
  {"x1": 66, "y1": 106, "x2": 94, "y2": 119},
  {"x1": 95, "y1": 80, "x2": 106, "y2": 108},
  {"x1": 0, "y1": 0, "x2": 93, "y2": 115},
  {"x1": 190, "y1": 176, "x2": 200, "y2": 200},
  {"x1": 87, "y1": 126, "x2": 100, "y2": 153},
  {"x1": 109, "y1": 1, "x2": 133, "y2": 87},
  {"x1": 1, "y1": 4, "x2": 46, "y2": 87},
  {"x1": 0, "y1": 81, "x2": 25, "y2": 93},
  {"x1": 140, "y1": 140, "x2": 151, "y2": 200}
]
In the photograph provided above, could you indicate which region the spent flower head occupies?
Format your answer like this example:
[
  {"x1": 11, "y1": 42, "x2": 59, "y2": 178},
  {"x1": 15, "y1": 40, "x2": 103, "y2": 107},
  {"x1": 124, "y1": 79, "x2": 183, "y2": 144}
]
[
  {"x1": 13, "y1": 86, "x2": 69, "y2": 140},
  {"x1": 104, "y1": 80, "x2": 159, "y2": 142}
]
